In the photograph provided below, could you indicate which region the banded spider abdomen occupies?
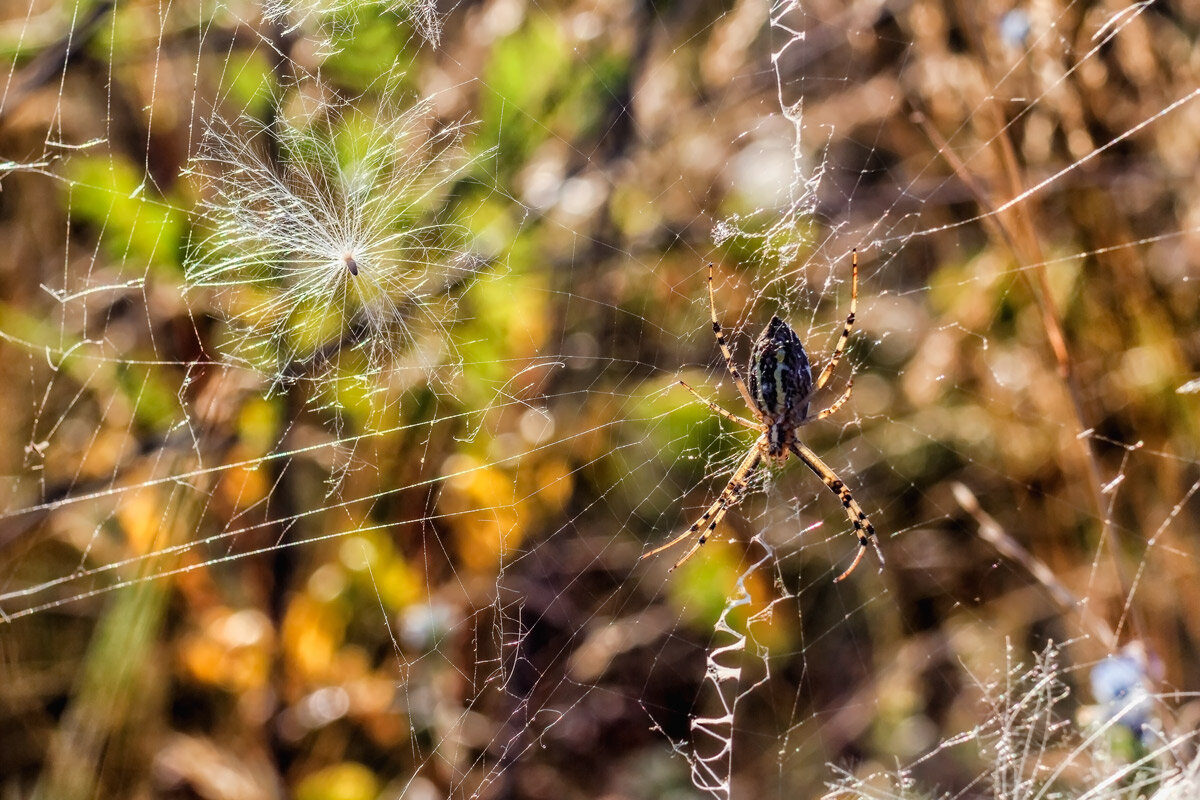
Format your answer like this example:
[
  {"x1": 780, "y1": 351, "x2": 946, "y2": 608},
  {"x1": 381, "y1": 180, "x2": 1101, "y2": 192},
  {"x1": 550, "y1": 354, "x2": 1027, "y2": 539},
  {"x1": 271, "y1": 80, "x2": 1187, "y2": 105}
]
[{"x1": 748, "y1": 316, "x2": 814, "y2": 457}]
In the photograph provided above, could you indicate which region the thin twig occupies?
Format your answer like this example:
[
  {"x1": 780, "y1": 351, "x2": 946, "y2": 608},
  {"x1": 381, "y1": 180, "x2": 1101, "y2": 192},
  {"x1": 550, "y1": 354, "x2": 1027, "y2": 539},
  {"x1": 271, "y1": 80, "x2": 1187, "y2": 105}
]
[
  {"x1": 912, "y1": 100, "x2": 1143, "y2": 648},
  {"x1": 952, "y1": 482, "x2": 1116, "y2": 651}
]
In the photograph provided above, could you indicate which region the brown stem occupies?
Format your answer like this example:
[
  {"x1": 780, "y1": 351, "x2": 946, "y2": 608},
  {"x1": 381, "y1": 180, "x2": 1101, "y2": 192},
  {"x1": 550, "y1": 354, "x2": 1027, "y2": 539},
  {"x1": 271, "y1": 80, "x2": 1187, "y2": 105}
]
[{"x1": 910, "y1": 97, "x2": 1144, "y2": 650}]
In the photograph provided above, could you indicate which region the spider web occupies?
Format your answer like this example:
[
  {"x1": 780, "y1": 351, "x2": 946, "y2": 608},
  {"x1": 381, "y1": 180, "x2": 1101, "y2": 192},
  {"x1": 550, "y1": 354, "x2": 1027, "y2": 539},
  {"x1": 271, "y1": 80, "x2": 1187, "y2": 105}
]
[{"x1": 2, "y1": 0, "x2": 1199, "y2": 798}]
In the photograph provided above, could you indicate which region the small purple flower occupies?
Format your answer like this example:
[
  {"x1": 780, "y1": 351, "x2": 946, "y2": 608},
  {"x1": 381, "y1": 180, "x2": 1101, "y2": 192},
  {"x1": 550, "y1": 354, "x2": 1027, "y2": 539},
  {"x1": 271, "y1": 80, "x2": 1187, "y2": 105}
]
[
  {"x1": 999, "y1": 10, "x2": 1031, "y2": 49},
  {"x1": 1090, "y1": 650, "x2": 1152, "y2": 734}
]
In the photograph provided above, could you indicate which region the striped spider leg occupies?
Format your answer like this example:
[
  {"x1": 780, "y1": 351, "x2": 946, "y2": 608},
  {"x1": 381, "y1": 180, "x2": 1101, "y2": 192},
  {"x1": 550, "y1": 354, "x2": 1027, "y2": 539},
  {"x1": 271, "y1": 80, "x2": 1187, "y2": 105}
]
[{"x1": 643, "y1": 250, "x2": 884, "y2": 581}]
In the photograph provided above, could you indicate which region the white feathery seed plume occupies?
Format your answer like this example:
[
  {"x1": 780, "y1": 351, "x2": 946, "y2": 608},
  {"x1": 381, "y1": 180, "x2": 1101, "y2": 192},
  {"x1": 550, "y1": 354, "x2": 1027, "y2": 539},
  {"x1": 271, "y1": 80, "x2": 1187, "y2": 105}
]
[
  {"x1": 185, "y1": 95, "x2": 485, "y2": 391},
  {"x1": 259, "y1": 0, "x2": 443, "y2": 53}
]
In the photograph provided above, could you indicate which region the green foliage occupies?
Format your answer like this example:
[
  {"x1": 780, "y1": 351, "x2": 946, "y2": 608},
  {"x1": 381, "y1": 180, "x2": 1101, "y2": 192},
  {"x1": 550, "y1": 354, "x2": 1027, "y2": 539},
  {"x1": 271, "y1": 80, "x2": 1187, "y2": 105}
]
[
  {"x1": 64, "y1": 156, "x2": 186, "y2": 272},
  {"x1": 321, "y1": 4, "x2": 416, "y2": 92}
]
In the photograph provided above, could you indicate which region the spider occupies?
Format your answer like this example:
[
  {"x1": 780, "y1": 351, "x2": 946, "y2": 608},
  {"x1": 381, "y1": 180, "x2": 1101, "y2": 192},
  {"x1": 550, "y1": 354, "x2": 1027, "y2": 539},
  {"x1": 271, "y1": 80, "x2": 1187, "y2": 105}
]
[{"x1": 643, "y1": 249, "x2": 885, "y2": 582}]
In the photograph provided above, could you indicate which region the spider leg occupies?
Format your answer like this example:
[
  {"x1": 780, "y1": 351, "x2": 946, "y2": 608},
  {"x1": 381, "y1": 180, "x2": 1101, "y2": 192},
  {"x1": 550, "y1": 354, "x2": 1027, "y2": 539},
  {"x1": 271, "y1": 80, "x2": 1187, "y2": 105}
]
[
  {"x1": 677, "y1": 379, "x2": 760, "y2": 431},
  {"x1": 707, "y1": 263, "x2": 761, "y2": 416},
  {"x1": 787, "y1": 440, "x2": 884, "y2": 582},
  {"x1": 813, "y1": 380, "x2": 853, "y2": 421},
  {"x1": 642, "y1": 444, "x2": 764, "y2": 570},
  {"x1": 814, "y1": 249, "x2": 859, "y2": 391}
]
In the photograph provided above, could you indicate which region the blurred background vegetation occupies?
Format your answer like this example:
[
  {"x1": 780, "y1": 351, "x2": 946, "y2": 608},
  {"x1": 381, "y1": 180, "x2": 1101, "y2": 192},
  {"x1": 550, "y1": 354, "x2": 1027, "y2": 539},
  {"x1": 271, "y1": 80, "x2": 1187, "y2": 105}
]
[{"x1": 1, "y1": 0, "x2": 1199, "y2": 798}]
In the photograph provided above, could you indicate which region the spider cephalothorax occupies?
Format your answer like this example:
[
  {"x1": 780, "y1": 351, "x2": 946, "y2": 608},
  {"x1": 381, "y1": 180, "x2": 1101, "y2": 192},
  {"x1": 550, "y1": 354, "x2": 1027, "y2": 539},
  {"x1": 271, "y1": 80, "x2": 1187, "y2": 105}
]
[
  {"x1": 642, "y1": 250, "x2": 884, "y2": 582},
  {"x1": 748, "y1": 315, "x2": 814, "y2": 459}
]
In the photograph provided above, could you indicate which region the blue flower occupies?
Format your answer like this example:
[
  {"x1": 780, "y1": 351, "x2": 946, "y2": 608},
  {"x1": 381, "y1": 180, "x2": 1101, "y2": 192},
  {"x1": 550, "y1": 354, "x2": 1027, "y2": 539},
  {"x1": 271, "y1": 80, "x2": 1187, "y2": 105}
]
[
  {"x1": 999, "y1": 10, "x2": 1031, "y2": 49},
  {"x1": 1090, "y1": 651, "x2": 1152, "y2": 734}
]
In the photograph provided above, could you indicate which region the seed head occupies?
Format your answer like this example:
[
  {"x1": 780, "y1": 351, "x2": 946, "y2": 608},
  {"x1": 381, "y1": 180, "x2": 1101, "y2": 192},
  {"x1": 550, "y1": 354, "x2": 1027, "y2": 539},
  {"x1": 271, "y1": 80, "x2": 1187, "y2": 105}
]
[{"x1": 184, "y1": 96, "x2": 484, "y2": 389}]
